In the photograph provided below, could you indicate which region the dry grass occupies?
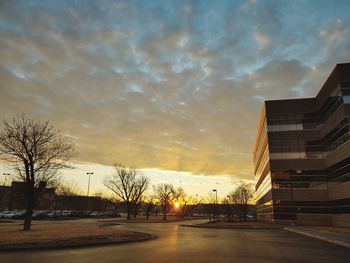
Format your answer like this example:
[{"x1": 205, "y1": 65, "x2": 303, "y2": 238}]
[{"x1": 0, "y1": 219, "x2": 151, "y2": 249}]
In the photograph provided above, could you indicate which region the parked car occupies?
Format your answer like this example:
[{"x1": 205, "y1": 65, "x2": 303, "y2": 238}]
[
  {"x1": 89, "y1": 211, "x2": 102, "y2": 217},
  {"x1": 47, "y1": 210, "x2": 66, "y2": 218},
  {"x1": 32, "y1": 210, "x2": 50, "y2": 219},
  {"x1": 0, "y1": 210, "x2": 9, "y2": 218},
  {"x1": 2, "y1": 210, "x2": 26, "y2": 219}
]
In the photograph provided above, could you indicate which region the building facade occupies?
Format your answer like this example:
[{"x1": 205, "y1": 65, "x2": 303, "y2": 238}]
[{"x1": 253, "y1": 63, "x2": 350, "y2": 226}]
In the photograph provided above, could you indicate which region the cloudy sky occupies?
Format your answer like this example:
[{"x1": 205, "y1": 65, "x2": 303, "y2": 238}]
[{"x1": 1, "y1": 0, "x2": 350, "y2": 198}]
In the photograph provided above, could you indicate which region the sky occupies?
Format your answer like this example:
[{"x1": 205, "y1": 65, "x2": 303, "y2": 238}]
[{"x1": 1, "y1": 0, "x2": 350, "y2": 199}]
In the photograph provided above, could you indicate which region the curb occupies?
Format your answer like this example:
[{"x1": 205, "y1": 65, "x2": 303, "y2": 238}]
[
  {"x1": 0, "y1": 232, "x2": 157, "y2": 252},
  {"x1": 284, "y1": 227, "x2": 350, "y2": 249}
]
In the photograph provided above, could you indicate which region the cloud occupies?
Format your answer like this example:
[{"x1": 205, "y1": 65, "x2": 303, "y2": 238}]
[
  {"x1": 253, "y1": 30, "x2": 270, "y2": 49},
  {"x1": 0, "y1": 0, "x2": 350, "y2": 183},
  {"x1": 319, "y1": 19, "x2": 349, "y2": 52}
]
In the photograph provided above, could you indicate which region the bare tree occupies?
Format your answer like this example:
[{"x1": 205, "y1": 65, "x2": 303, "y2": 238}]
[
  {"x1": 222, "y1": 197, "x2": 232, "y2": 221},
  {"x1": 144, "y1": 192, "x2": 157, "y2": 219},
  {"x1": 131, "y1": 176, "x2": 149, "y2": 218},
  {"x1": 154, "y1": 183, "x2": 185, "y2": 220},
  {"x1": 56, "y1": 179, "x2": 82, "y2": 196},
  {"x1": 228, "y1": 190, "x2": 240, "y2": 221},
  {"x1": 104, "y1": 163, "x2": 149, "y2": 220},
  {"x1": 181, "y1": 195, "x2": 203, "y2": 217},
  {"x1": 0, "y1": 115, "x2": 75, "y2": 230},
  {"x1": 229, "y1": 183, "x2": 254, "y2": 221},
  {"x1": 205, "y1": 192, "x2": 217, "y2": 222}
]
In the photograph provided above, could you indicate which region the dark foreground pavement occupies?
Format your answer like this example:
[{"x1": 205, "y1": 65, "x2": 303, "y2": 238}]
[
  {"x1": 285, "y1": 226, "x2": 350, "y2": 249},
  {"x1": 0, "y1": 219, "x2": 349, "y2": 263}
]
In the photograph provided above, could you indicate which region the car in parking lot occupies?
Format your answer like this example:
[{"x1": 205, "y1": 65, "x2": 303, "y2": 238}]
[{"x1": 0, "y1": 209, "x2": 26, "y2": 219}]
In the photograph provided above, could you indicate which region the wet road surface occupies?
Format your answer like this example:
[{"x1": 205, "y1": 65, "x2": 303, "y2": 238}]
[{"x1": 0, "y1": 220, "x2": 349, "y2": 263}]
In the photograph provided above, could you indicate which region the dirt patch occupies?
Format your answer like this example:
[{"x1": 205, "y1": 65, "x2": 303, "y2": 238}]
[{"x1": 0, "y1": 219, "x2": 155, "y2": 251}]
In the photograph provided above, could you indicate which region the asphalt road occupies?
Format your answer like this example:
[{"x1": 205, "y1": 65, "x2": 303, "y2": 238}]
[{"x1": 0, "y1": 220, "x2": 349, "y2": 263}]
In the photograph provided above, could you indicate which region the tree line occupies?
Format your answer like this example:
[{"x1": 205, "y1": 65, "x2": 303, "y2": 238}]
[
  {"x1": 0, "y1": 115, "x2": 254, "y2": 231},
  {"x1": 104, "y1": 163, "x2": 188, "y2": 221}
]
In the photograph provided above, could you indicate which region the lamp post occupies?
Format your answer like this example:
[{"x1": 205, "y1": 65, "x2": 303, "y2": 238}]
[
  {"x1": 213, "y1": 189, "x2": 218, "y2": 221},
  {"x1": 86, "y1": 172, "x2": 94, "y2": 211}
]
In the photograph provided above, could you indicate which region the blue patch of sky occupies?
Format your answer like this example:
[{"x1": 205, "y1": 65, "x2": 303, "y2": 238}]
[
  {"x1": 2, "y1": 0, "x2": 350, "y2": 81},
  {"x1": 127, "y1": 83, "x2": 143, "y2": 93}
]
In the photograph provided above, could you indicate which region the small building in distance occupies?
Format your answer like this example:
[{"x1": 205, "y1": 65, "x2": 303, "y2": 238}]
[
  {"x1": 253, "y1": 63, "x2": 350, "y2": 226},
  {"x1": 0, "y1": 181, "x2": 115, "y2": 212},
  {"x1": 0, "y1": 181, "x2": 56, "y2": 210}
]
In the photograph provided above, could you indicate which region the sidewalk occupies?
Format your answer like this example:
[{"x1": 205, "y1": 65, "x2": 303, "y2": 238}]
[{"x1": 284, "y1": 226, "x2": 350, "y2": 249}]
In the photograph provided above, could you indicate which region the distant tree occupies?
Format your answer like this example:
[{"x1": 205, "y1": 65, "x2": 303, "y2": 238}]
[
  {"x1": 131, "y1": 176, "x2": 149, "y2": 218},
  {"x1": 154, "y1": 183, "x2": 185, "y2": 220},
  {"x1": 56, "y1": 179, "x2": 82, "y2": 196},
  {"x1": 110, "y1": 196, "x2": 122, "y2": 217},
  {"x1": 205, "y1": 193, "x2": 217, "y2": 222},
  {"x1": 104, "y1": 164, "x2": 149, "y2": 220},
  {"x1": 228, "y1": 190, "x2": 240, "y2": 221},
  {"x1": 229, "y1": 183, "x2": 254, "y2": 221},
  {"x1": 182, "y1": 195, "x2": 203, "y2": 217},
  {"x1": 144, "y1": 192, "x2": 157, "y2": 219},
  {"x1": 0, "y1": 115, "x2": 75, "y2": 230},
  {"x1": 54, "y1": 179, "x2": 82, "y2": 211},
  {"x1": 222, "y1": 197, "x2": 232, "y2": 221}
]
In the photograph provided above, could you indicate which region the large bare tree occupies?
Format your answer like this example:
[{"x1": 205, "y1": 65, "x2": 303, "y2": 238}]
[
  {"x1": 104, "y1": 163, "x2": 149, "y2": 220},
  {"x1": 154, "y1": 183, "x2": 185, "y2": 220},
  {"x1": 0, "y1": 115, "x2": 75, "y2": 230}
]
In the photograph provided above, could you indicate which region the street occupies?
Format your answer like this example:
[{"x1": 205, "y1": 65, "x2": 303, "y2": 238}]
[{"x1": 0, "y1": 220, "x2": 349, "y2": 263}]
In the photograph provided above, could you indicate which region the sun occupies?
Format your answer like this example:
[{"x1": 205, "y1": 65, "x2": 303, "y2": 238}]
[{"x1": 174, "y1": 202, "x2": 180, "y2": 209}]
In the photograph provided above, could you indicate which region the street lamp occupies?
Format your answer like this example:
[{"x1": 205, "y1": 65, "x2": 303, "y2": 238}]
[{"x1": 86, "y1": 172, "x2": 94, "y2": 211}]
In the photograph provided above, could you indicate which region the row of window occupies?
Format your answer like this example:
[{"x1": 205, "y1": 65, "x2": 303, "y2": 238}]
[
  {"x1": 269, "y1": 152, "x2": 323, "y2": 160},
  {"x1": 267, "y1": 86, "x2": 344, "y2": 132},
  {"x1": 255, "y1": 172, "x2": 272, "y2": 202},
  {"x1": 268, "y1": 126, "x2": 350, "y2": 160},
  {"x1": 272, "y1": 181, "x2": 328, "y2": 189},
  {"x1": 254, "y1": 119, "x2": 267, "y2": 165}
]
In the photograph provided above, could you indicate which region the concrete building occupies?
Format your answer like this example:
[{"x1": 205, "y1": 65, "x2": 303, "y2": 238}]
[{"x1": 253, "y1": 63, "x2": 350, "y2": 226}]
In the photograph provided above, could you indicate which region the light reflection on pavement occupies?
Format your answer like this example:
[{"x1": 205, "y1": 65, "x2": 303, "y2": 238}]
[{"x1": 0, "y1": 219, "x2": 349, "y2": 263}]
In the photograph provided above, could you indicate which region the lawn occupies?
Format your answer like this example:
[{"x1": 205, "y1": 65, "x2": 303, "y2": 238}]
[{"x1": 0, "y1": 219, "x2": 153, "y2": 250}]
